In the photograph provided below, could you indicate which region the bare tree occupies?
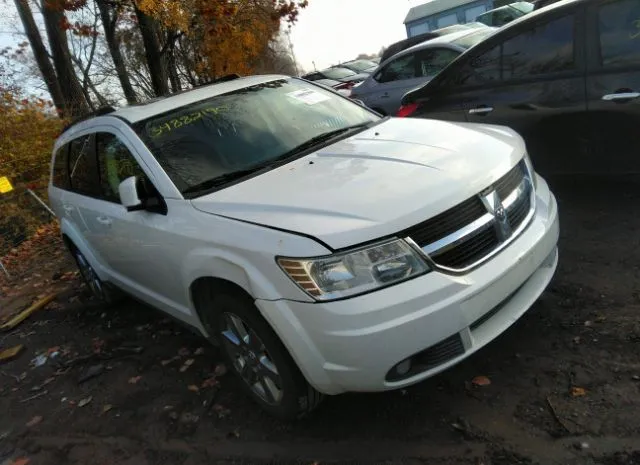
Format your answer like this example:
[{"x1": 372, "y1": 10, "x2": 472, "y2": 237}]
[{"x1": 13, "y1": 0, "x2": 65, "y2": 112}]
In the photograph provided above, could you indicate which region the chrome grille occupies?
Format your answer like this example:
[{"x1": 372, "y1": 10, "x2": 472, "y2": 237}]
[{"x1": 404, "y1": 161, "x2": 534, "y2": 272}]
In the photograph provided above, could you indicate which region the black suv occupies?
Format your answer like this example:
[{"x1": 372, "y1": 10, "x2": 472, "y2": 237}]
[{"x1": 399, "y1": 0, "x2": 640, "y2": 176}]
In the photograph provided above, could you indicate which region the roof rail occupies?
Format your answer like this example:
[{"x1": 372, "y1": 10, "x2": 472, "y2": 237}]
[{"x1": 61, "y1": 105, "x2": 117, "y2": 134}]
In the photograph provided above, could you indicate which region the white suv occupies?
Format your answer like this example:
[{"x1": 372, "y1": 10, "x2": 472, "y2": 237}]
[{"x1": 48, "y1": 75, "x2": 559, "y2": 419}]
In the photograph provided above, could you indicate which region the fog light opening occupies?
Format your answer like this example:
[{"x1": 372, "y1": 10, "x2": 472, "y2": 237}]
[{"x1": 394, "y1": 358, "x2": 412, "y2": 376}]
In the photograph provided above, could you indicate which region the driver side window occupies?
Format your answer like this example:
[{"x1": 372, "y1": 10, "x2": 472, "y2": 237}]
[
  {"x1": 375, "y1": 53, "x2": 417, "y2": 83},
  {"x1": 96, "y1": 132, "x2": 148, "y2": 203}
]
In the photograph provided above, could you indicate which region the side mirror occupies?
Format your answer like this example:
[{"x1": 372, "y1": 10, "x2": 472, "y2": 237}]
[{"x1": 118, "y1": 176, "x2": 144, "y2": 212}]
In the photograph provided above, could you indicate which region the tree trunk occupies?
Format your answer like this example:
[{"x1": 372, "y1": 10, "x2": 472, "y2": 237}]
[
  {"x1": 97, "y1": 0, "x2": 137, "y2": 104},
  {"x1": 167, "y1": 51, "x2": 181, "y2": 93},
  {"x1": 41, "y1": 3, "x2": 89, "y2": 117},
  {"x1": 13, "y1": 0, "x2": 65, "y2": 115},
  {"x1": 134, "y1": 7, "x2": 169, "y2": 96}
]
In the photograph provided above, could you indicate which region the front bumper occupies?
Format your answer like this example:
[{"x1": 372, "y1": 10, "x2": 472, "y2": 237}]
[{"x1": 256, "y1": 176, "x2": 559, "y2": 395}]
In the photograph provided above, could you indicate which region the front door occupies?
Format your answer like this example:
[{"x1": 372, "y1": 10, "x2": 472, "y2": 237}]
[
  {"x1": 585, "y1": 0, "x2": 640, "y2": 174},
  {"x1": 77, "y1": 130, "x2": 188, "y2": 318}
]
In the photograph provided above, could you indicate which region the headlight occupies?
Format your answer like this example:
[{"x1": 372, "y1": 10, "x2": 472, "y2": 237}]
[
  {"x1": 523, "y1": 152, "x2": 538, "y2": 189},
  {"x1": 278, "y1": 239, "x2": 430, "y2": 301}
]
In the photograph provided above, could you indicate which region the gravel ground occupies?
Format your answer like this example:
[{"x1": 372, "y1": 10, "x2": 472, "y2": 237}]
[{"x1": 0, "y1": 176, "x2": 639, "y2": 465}]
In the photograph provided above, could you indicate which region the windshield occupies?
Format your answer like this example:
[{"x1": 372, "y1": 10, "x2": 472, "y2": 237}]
[
  {"x1": 323, "y1": 67, "x2": 357, "y2": 79},
  {"x1": 135, "y1": 79, "x2": 379, "y2": 196},
  {"x1": 451, "y1": 28, "x2": 496, "y2": 49},
  {"x1": 345, "y1": 60, "x2": 378, "y2": 72}
]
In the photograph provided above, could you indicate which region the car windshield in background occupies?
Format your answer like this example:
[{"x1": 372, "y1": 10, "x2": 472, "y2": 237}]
[
  {"x1": 345, "y1": 60, "x2": 378, "y2": 71},
  {"x1": 323, "y1": 67, "x2": 357, "y2": 79},
  {"x1": 135, "y1": 79, "x2": 379, "y2": 196},
  {"x1": 451, "y1": 28, "x2": 496, "y2": 49}
]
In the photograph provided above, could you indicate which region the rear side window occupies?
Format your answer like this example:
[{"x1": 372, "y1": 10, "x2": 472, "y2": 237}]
[
  {"x1": 417, "y1": 48, "x2": 460, "y2": 77},
  {"x1": 68, "y1": 135, "x2": 97, "y2": 195},
  {"x1": 501, "y1": 14, "x2": 575, "y2": 80},
  {"x1": 458, "y1": 44, "x2": 502, "y2": 86},
  {"x1": 376, "y1": 54, "x2": 417, "y2": 83},
  {"x1": 598, "y1": 0, "x2": 640, "y2": 67},
  {"x1": 52, "y1": 144, "x2": 69, "y2": 189}
]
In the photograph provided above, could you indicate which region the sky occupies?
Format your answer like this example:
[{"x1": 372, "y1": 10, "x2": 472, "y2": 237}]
[
  {"x1": 0, "y1": 0, "x2": 428, "y2": 76},
  {"x1": 289, "y1": 0, "x2": 427, "y2": 72}
]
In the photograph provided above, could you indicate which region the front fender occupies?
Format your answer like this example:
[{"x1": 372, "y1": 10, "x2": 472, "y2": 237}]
[{"x1": 59, "y1": 217, "x2": 109, "y2": 281}]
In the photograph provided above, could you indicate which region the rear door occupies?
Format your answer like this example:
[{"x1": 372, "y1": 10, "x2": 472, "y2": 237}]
[
  {"x1": 364, "y1": 53, "x2": 422, "y2": 115},
  {"x1": 462, "y1": 8, "x2": 588, "y2": 175},
  {"x1": 64, "y1": 134, "x2": 102, "y2": 256},
  {"x1": 585, "y1": 0, "x2": 640, "y2": 173}
]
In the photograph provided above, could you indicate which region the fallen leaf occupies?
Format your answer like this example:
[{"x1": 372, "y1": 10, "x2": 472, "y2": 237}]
[
  {"x1": 194, "y1": 347, "x2": 205, "y2": 355},
  {"x1": 178, "y1": 347, "x2": 190, "y2": 357},
  {"x1": 0, "y1": 345, "x2": 24, "y2": 363},
  {"x1": 570, "y1": 386, "x2": 587, "y2": 397},
  {"x1": 25, "y1": 415, "x2": 43, "y2": 427},
  {"x1": 161, "y1": 355, "x2": 180, "y2": 366},
  {"x1": 11, "y1": 458, "x2": 30, "y2": 465},
  {"x1": 78, "y1": 396, "x2": 93, "y2": 407},
  {"x1": 201, "y1": 377, "x2": 219, "y2": 389},
  {"x1": 179, "y1": 358, "x2": 195, "y2": 373},
  {"x1": 128, "y1": 376, "x2": 142, "y2": 384},
  {"x1": 187, "y1": 384, "x2": 199, "y2": 392},
  {"x1": 102, "y1": 404, "x2": 113, "y2": 414},
  {"x1": 214, "y1": 363, "x2": 227, "y2": 377},
  {"x1": 471, "y1": 375, "x2": 491, "y2": 387},
  {"x1": 212, "y1": 404, "x2": 230, "y2": 418}
]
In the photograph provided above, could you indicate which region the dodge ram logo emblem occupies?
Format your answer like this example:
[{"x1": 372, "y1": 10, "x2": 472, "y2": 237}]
[{"x1": 480, "y1": 190, "x2": 512, "y2": 242}]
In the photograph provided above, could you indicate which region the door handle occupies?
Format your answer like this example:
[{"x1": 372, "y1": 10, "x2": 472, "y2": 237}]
[
  {"x1": 469, "y1": 106, "x2": 494, "y2": 115},
  {"x1": 96, "y1": 216, "x2": 112, "y2": 226},
  {"x1": 381, "y1": 92, "x2": 390, "y2": 98},
  {"x1": 602, "y1": 92, "x2": 639, "y2": 102}
]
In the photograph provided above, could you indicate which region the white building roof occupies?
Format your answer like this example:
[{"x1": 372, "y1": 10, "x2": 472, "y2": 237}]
[{"x1": 404, "y1": 0, "x2": 478, "y2": 24}]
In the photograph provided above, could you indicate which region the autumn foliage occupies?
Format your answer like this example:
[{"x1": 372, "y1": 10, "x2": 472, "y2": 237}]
[
  {"x1": 0, "y1": 89, "x2": 64, "y2": 188},
  {"x1": 0, "y1": 88, "x2": 64, "y2": 256},
  {"x1": 134, "y1": 0, "x2": 308, "y2": 79}
]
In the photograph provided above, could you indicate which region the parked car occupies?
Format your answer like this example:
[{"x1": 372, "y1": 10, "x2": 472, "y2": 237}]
[
  {"x1": 311, "y1": 78, "x2": 353, "y2": 97},
  {"x1": 300, "y1": 67, "x2": 368, "y2": 90},
  {"x1": 532, "y1": 0, "x2": 562, "y2": 9},
  {"x1": 49, "y1": 74, "x2": 559, "y2": 420},
  {"x1": 379, "y1": 22, "x2": 489, "y2": 64},
  {"x1": 351, "y1": 26, "x2": 497, "y2": 115},
  {"x1": 333, "y1": 59, "x2": 379, "y2": 75},
  {"x1": 475, "y1": 1, "x2": 535, "y2": 26},
  {"x1": 398, "y1": 0, "x2": 640, "y2": 176}
]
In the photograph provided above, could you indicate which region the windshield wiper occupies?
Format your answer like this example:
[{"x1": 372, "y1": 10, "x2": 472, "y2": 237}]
[
  {"x1": 277, "y1": 122, "x2": 373, "y2": 159},
  {"x1": 183, "y1": 122, "x2": 373, "y2": 196},
  {"x1": 183, "y1": 169, "x2": 259, "y2": 195}
]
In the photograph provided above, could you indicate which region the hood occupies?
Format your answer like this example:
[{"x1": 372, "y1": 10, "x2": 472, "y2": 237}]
[{"x1": 191, "y1": 118, "x2": 526, "y2": 250}]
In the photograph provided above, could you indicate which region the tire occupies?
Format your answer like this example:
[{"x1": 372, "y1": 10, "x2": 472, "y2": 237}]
[
  {"x1": 197, "y1": 288, "x2": 323, "y2": 420},
  {"x1": 70, "y1": 247, "x2": 121, "y2": 304}
]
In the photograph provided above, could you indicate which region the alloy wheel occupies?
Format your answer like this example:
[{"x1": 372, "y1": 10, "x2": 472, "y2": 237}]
[
  {"x1": 75, "y1": 252, "x2": 105, "y2": 301},
  {"x1": 220, "y1": 312, "x2": 284, "y2": 405}
]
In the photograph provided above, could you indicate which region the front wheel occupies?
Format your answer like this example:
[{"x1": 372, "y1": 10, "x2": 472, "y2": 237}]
[
  {"x1": 71, "y1": 248, "x2": 120, "y2": 304},
  {"x1": 199, "y1": 290, "x2": 323, "y2": 420}
]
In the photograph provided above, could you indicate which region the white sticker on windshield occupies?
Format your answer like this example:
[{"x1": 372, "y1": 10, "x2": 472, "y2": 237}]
[{"x1": 287, "y1": 89, "x2": 331, "y2": 105}]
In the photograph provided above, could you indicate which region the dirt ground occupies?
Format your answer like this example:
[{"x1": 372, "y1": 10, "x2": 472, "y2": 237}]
[{"x1": 1, "y1": 176, "x2": 639, "y2": 465}]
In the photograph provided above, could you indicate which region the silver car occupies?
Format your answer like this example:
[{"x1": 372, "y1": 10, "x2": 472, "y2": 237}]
[{"x1": 351, "y1": 27, "x2": 496, "y2": 116}]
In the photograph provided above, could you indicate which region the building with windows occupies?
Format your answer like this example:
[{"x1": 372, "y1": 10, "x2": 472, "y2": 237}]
[{"x1": 404, "y1": 0, "x2": 495, "y2": 37}]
